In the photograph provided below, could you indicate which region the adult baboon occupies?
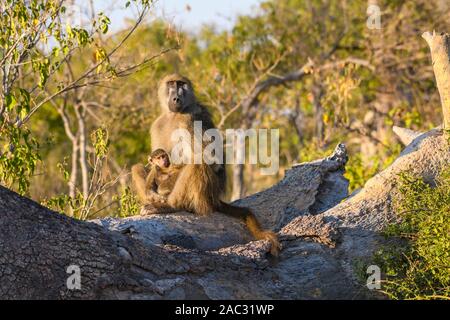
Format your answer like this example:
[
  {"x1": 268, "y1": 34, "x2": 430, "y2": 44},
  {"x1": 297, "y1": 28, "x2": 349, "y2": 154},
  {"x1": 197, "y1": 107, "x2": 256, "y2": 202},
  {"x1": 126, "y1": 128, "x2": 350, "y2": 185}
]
[{"x1": 133, "y1": 73, "x2": 279, "y2": 255}]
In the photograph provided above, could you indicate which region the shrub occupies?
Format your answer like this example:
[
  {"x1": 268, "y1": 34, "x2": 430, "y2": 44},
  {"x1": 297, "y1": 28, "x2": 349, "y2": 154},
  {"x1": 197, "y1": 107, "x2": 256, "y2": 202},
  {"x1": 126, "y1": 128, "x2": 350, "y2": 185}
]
[{"x1": 374, "y1": 168, "x2": 450, "y2": 300}]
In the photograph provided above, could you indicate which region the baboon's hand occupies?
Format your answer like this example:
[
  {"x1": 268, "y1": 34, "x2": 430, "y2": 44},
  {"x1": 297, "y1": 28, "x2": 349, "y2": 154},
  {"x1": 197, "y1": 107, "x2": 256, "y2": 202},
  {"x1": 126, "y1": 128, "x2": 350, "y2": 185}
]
[
  {"x1": 141, "y1": 203, "x2": 178, "y2": 215},
  {"x1": 140, "y1": 205, "x2": 160, "y2": 215},
  {"x1": 146, "y1": 191, "x2": 167, "y2": 203}
]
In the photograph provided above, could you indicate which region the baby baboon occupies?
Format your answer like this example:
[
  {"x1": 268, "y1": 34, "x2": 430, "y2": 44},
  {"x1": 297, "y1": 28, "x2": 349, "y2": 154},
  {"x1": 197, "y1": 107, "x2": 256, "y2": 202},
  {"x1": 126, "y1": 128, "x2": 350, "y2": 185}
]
[
  {"x1": 146, "y1": 148, "x2": 182, "y2": 197},
  {"x1": 133, "y1": 73, "x2": 280, "y2": 255},
  {"x1": 131, "y1": 149, "x2": 181, "y2": 214}
]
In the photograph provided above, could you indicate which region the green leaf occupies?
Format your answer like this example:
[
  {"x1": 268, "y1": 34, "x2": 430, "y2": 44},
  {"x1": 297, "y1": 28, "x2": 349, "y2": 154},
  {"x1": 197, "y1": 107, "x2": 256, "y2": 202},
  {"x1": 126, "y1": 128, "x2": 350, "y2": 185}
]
[
  {"x1": 52, "y1": 46, "x2": 60, "y2": 57},
  {"x1": 18, "y1": 88, "x2": 30, "y2": 105},
  {"x1": 99, "y1": 13, "x2": 111, "y2": 34},
  {"x1": 5, "y1": 94, "x2": 17, "y2": 111},
  {"x1": 101, "y1": 24, "x2": 108, "y2": 34}
]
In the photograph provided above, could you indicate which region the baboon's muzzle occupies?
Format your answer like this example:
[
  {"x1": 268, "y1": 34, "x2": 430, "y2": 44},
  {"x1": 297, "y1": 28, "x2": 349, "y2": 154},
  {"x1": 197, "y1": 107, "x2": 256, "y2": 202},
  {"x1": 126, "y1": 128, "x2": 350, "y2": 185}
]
[{"x1": 169, "y1": 93, "x2": 183, "y2": 112}]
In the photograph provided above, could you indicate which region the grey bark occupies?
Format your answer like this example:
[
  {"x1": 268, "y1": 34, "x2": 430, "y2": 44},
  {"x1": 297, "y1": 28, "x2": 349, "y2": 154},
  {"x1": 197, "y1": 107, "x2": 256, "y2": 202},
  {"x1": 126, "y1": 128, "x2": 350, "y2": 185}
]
[
  {"x1": 1, "y1": 134, "x2": 448, "y2": 299},
  {"x1": 392, "y1": 125, "x2": 423, "y2": 146}
]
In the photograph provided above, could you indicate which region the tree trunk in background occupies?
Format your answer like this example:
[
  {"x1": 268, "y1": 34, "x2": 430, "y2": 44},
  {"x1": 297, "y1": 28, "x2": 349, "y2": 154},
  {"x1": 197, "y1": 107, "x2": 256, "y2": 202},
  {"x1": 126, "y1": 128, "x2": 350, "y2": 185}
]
[
  {"x1": 56, "y1": 104, "x2": 78, "y2": 216},
  {"x1": 291, "y1": 96, "x2": 304, "y2": 146},
  {"x1": 68, "y1": 141, "x2": 78, "y2": 217},
  {"x1": 230, "y1": 100, "x2": 259, "y2": 200},
  {"x1": 69, "y1": 143, "x2": 78, "y2": 198},
  {"x1": 312, "y1": 85, "x2": 325, "y2": 145},
  {"x1": 423, "y1": 32, "x2": 450, "y2": 130},
  {"x1": 75, "y1": 103, "x2": 89, "y2": 200},
  {"x1": 231, "y1": 164, "x2": 245, "y2": 201}
]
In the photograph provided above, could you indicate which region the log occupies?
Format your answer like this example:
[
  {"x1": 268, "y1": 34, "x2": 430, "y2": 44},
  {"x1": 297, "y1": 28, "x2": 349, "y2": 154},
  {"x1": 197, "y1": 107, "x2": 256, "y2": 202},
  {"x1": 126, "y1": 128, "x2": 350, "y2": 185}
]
[
  {"x1": 95, "y1": 144, "x2": 349, "y2": 252},
  {"x1": 1, "y1": 133, "x2": 448, "y2": 299},
  {"x1": 393, "y1": 126, "x2": 422, "y2": 146},
  {"x1": 0, "y1": 144, "x2": 353, "y2": 299}
]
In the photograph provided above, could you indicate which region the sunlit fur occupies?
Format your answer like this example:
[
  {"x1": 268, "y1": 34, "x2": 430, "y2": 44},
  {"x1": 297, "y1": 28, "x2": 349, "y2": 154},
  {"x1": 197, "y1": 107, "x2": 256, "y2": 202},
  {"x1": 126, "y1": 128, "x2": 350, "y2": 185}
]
[
  {"x1": 131, "y1": 163, "x2": 176, "y2": 214},
  {"x1": 134, "y1": 74, "x2": 280, "y2": 255},
  {"x1": 148, "y1": 149, "x2": 182, "y2": 197}
]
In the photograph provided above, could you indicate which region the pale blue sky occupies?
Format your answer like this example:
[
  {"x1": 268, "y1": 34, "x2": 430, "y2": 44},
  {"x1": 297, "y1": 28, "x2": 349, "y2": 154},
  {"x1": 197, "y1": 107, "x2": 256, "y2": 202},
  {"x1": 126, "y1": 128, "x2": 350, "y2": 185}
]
[{"x1": 95, "y1": 0, "x2": 262, "y2": 32}]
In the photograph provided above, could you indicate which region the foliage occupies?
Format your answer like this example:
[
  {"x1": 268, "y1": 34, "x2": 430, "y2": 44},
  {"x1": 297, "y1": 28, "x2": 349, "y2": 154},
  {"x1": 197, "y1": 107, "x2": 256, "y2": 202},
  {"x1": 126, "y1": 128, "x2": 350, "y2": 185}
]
[
  {"x1": 113, "y1": 186, "x2": 139, "y2": 218},
  {"x1": 0, "y1": 1, "x2": 89, "y2": 193},
  {"x1": 322, "y1": 64, "x2": 362, "y2": 127},
  {"x1": 373, "y1": 168, "x2": 450, "y2": 300},
  {"x1": 2, "y1": 0, "x2": 448, "y2": 218},
  {"x1": 298, "y1": 138, "x2": 401, "y2": 193},
  {"x1": 0, "y1": 0, "x2": 152, "y2": 195},
  {"x1": 0, "y1": 127, "x2": 40, "y2": 194},
  {"x1": 41, "y1": 127, "x2": 120, "y2": 219},
  {"x1": 345, "y1": 153, "x2": 381, "y2": 192},
  {"x1": 0, "y1": 0, "x2": 94, "y2": 191},
  {"x1": 345, "y1": 143, "x2": 401, "y2": 192}
]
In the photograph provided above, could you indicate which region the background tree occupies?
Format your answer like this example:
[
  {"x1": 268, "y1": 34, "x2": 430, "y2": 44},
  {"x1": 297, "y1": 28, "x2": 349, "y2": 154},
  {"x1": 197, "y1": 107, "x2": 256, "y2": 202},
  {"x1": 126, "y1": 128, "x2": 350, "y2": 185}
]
[
  {"x1": 3, "y1": 0, "x2": 448, "y2": 215},
  {"x1": 0, "y1": 0, "x2": 174, "y2": 218}
]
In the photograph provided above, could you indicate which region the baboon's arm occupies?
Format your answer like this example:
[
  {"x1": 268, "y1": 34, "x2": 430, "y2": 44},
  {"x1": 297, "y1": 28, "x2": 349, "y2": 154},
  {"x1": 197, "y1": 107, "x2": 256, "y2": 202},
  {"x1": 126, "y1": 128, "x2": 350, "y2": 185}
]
[
  {"x1": 131, "y1": 164, "x2": 164, "y2": 202},
  {"x1": 131, "y1": 163, "x2": 149, "y2": 203},
  {"x1": 131, "y1": 163, "x2": 172, "y2": 212},
  {"x1": 145, "y1": 166, "x2": 158, "y2": 192}
]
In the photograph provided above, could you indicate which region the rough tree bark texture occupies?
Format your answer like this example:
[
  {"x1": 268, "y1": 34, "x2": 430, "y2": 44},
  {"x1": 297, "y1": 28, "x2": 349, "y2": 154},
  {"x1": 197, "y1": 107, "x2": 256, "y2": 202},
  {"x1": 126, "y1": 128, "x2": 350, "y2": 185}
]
[
  {"x1": 0, "y1": 32, "x2": 449, "y2": 299},
  {"x1": 1, "y1": 134, "x2": 448, "y2": 299}
]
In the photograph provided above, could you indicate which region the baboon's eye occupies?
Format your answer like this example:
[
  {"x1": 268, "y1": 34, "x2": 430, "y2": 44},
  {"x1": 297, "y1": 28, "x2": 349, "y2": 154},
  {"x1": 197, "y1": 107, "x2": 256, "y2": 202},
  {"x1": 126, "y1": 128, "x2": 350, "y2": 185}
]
[{"x1": 167, "y1": 81, "x2": 175, "y2": 87}]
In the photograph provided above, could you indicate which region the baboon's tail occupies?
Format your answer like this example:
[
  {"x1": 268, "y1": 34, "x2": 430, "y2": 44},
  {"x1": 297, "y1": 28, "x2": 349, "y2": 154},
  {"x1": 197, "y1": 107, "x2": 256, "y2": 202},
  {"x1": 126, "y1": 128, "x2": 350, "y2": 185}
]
[{"x1": 218, "y1": 201, "x2": 280, "y2": 256}]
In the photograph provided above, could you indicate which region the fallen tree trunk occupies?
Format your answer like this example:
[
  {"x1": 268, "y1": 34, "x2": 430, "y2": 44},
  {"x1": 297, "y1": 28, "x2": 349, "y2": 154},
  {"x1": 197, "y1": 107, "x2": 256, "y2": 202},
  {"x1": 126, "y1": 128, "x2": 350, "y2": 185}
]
[
  {"x1": 0, "y1": 144, "x2": 354, "y2": 299},
  {"x1": 0, "y1": 32, "x2": 449, "y2": 299},
  {"x1": 1, "y1": 132, "x2": 448, "y2": 299}
]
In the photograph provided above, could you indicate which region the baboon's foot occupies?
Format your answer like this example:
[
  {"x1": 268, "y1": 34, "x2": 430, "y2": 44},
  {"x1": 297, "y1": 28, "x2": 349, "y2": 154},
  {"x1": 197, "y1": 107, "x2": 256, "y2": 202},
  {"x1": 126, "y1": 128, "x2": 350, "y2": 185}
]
[
  {"x1": 140, "y1": 204, "x2": 178, "y2": 215},
  {"x1": 140, "y1": 205, "x2": 160, "y2": 216}
]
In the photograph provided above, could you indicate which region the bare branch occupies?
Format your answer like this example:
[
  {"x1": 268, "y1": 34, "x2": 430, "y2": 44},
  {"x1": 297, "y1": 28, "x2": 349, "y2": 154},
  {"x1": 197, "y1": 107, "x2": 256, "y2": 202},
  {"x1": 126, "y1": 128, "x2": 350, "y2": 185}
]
[
  {"x1": 17, "y1": 3, "x2": 157, "y2": 126},
  {"x1": 217, "y1": 55, "x2": 374, "y2": 129}
]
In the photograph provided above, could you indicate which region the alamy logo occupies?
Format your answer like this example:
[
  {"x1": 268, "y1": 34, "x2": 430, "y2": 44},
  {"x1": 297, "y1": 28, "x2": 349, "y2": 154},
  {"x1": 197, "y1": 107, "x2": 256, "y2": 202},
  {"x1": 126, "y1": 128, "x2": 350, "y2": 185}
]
[
  {"x1": 366, "y1": 265, "x2": 381, "y2": 290},
  {"x1": 66, "y1": 265, "x2": 81, "y2": 290},
  {"x1": 170, "y1": 121, "x2": 280, "y2": 175},
  {"x1": 367, "y1": 4, "x2": 381, "y2": 30}
]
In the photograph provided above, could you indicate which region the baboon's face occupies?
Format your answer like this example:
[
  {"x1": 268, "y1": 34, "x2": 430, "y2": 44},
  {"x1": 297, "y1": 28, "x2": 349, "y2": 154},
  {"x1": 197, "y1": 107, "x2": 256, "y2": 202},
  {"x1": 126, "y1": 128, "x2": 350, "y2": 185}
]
[
  {"x1": 166, "y1": 80, "x2": 193, "y2": 112},
  {"x1": 152, "y1": 153, "x2": 170, "y2": 168}
]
